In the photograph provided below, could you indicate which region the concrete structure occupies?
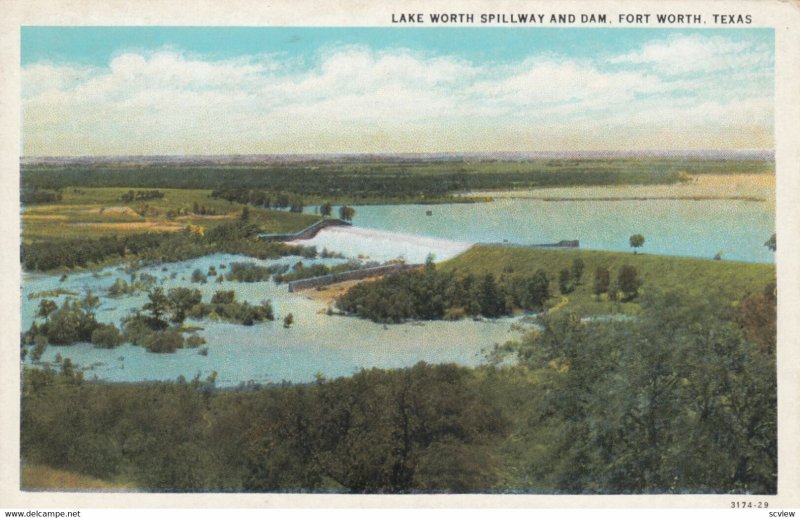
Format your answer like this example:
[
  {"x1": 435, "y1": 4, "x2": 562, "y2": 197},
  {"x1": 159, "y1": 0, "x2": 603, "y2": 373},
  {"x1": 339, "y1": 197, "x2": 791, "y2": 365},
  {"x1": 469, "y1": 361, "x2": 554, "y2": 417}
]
[
  {"x1": 259, "y1": 218, "x2": 351, "y2": 242},
  {"x1": 287, "y1": 263, "x2": 421, "y2": 292}
]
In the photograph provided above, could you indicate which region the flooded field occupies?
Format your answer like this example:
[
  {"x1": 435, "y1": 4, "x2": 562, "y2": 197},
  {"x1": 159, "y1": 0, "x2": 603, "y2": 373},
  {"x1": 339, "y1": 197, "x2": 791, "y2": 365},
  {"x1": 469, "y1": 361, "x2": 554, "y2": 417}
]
[{"x1": 22, "y1": 251, "x2": 522, "y2": 387}]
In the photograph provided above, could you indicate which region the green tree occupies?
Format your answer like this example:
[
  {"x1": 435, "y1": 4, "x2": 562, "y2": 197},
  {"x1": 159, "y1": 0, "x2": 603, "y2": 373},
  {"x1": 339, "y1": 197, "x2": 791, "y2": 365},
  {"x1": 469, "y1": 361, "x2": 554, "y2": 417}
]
[
  {"x1": 526, "y1": 269, "x2": 551, "y2": 310},
  {"x1": 81, "y1": 291, "x2": 100, "y2": 316},
  {"x1": 320, "y1": 202, "x2": 333, "y2": 217},
  {"x1": 616, "y1": 265, "x2": 641, "y2": 301},
  {"x1": 143, "y1": 287, "x2": 170, "y2": 327},
  {"x1": 593, "y1": 266, "x2": 610, "y2": 298},
  {"x1": 240, "y1": 206, "x2": 250, "y2": 221},
  {"x1": 559, "y1": 268, "x2": 573, "y2": 295},
  {"x1": 338, "y1": 206, "x2": 356, "y2": 222},
  {"x1": 478, "y1": 273, "x2": 505, "y2": 317},
  {"x1": 571, "y1": 257, "x2": 585, "y2": 285},
  {"x1": 736, "y1": 282, "x2": 777, "y2": 354},
  {"x1": 168, "y1": 287, "x2": 203, "y2": 323},
  {"x1": 37, "y1": 299, "x2": 57, "y2": 322},
  {"x1": 629, "y1": 234, "x2": 645, "y2": 254}
]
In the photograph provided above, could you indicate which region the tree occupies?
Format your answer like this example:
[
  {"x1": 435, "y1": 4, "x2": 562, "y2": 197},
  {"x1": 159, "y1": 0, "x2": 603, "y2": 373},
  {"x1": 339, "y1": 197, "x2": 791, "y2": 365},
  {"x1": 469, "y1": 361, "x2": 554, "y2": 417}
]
[
  {"x1": 240, "y1": 206, "x2": 250, "y2": 222},
  {"x1": 143, "y1": 288, "x2": 170, "y2": 326},
  {"x1": 37, "y1": 299, "x2": 57, "y2": 322},
  {"x1": 559, "y1": 268, "x2": 573, "y2": 295},
  {"x1": 629, "y1": 234, "x2": 645, "y2": 254},
  {"x1": 81, "y1": 291, "x2": 100, "y2": 316},
  {"x1": 526, "y1": 270, "x2": 551, "y2": 310},
  {"x1": 168, "y1": 287, "x2": 203, "y2": 323},
  {"x1": 616, "y1": 264, "x2": 641, "y2": 301},
  {"x1": 320, "y1": 202, "x2": 333, "y2": 217},
  {"x1": 283, "y1": 313, "x2": 294, "y2": 328},
  {"x1": 593, "y1": 267, "x2": 610, "y2": 298},
  {"x1": 765, "y1": 233, "x2": 776, "y2": 252},
  {"x1": 571, "y1": 257, "x2": 585, "y2": 285},
  {"x1": 736, "y1": 282, "x2": 777, "y2": 354},
  {"x1": 338, "y1": 206, "x2": 356, "y2": 222},
  {"x1": 478, "y1": 273, "x2": 505, "y2": 317}
]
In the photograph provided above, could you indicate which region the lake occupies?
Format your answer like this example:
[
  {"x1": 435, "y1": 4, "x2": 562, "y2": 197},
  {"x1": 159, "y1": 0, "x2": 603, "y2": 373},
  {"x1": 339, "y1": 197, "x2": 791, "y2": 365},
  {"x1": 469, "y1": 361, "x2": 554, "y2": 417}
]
[{"x1": 347, "y1": 197, "x2": 774, "y2": 263}]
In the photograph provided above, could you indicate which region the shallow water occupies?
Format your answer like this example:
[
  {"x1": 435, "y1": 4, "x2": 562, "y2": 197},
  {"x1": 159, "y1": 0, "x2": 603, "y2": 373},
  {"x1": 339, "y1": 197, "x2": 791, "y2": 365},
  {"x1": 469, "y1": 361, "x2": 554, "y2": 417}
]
[{"x1": 22, "y1": 252, "x2": 522, "y2": 386}]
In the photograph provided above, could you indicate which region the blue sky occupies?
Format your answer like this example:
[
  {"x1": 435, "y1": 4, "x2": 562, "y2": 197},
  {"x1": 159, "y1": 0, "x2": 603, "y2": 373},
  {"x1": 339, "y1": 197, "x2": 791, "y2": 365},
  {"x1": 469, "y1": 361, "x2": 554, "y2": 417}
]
[{"x1": 21, "y1": 27, "x2": 774, "y2": 156}]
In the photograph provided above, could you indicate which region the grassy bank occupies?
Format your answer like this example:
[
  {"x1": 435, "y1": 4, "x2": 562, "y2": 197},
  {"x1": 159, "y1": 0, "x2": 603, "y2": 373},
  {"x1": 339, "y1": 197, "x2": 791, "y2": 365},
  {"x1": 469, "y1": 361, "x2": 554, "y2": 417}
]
[{"x1": 441, "y1": 245, "x2": 775, "y2": 316}]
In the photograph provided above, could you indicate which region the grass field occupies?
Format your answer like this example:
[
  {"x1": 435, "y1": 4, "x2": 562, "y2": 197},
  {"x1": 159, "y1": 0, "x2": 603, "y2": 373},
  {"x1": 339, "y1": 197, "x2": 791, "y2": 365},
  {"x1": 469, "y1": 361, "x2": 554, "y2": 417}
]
[
  {"x1": 22, "y1": 187, "x2": 318, "y2": 242},
  {"x1": 441, "y1": 245, "x2": 775, "y2": 316}
]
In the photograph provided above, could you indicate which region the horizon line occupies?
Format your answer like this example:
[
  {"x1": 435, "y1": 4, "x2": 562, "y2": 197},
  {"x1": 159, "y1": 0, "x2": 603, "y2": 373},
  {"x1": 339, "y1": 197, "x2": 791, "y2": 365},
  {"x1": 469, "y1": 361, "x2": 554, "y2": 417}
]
[{"x1": 20, "y1": 149, "x2": 776, "y2": 162}]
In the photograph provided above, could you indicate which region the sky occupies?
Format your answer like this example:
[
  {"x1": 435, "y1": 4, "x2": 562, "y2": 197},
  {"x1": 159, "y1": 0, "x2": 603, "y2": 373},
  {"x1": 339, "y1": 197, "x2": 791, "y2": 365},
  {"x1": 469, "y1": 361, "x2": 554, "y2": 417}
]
[{"x1": 20, "y1": 27, "x2": 774, "y2": 156}]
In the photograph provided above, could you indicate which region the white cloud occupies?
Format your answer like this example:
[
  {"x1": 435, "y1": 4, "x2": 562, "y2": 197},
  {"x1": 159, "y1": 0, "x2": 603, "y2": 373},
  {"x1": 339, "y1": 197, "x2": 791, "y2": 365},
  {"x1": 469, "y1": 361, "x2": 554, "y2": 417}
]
[
  {"x1": 609, "y1": 34, "x2": 773, "y2": 75},
  {"x1": 21, "y1": 38, "x2": 773, "y2": 155}
]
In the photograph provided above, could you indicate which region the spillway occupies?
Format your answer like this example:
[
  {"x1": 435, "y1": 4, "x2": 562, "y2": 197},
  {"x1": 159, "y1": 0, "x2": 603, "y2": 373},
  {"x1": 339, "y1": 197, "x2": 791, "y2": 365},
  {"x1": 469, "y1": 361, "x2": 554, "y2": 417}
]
[{"x1": 288, "y1": 225, "x2": 473, "y2": 263}]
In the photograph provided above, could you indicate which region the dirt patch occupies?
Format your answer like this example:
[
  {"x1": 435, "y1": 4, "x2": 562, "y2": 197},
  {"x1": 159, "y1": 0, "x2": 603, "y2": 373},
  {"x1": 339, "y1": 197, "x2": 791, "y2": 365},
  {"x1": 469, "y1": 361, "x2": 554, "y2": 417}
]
[{"x1": 295, "y1": 278, "x2": 376, "y2": 305}]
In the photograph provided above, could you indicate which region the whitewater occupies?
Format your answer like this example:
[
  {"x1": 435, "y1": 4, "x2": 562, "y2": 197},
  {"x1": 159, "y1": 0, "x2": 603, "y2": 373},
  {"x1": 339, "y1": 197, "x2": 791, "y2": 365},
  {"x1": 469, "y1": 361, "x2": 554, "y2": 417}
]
[{"x1": 288, "y1": 225, "x2": 473, "y2": 264}]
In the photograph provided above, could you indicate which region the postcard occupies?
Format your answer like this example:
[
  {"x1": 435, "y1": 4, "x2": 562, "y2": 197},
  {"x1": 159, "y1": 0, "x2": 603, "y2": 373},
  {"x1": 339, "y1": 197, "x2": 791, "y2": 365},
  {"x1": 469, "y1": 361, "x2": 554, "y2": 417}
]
[{"x1": 1, "y1": 0, "x2": 799, "y2": 513}]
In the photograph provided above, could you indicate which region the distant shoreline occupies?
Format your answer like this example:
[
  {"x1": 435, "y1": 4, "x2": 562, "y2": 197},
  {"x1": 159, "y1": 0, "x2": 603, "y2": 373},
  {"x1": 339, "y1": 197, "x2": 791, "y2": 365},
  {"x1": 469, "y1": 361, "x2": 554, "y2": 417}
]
[{"x1": 504, "y1": 195, "x2": 767, "y2": 203}]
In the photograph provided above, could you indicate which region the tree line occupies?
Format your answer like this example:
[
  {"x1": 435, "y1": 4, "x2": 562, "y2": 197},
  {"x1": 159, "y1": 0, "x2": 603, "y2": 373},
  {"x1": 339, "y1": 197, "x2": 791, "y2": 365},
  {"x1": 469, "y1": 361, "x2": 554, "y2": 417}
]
[
  {"x1": 335, "y1": 256, "x2": 595, "y2": 323},
  {"x1": 21, "y1": 362, "x2": 509, "y2": 492},
  {"x1": 22, "y1": 160, "x2": 717, "y2": 201},
  {"x1": 21, "y1": 188, "x2": 62, "y2": 204},
  {"x1": 21, "y1": 221, "x2": 317, "y2": 271},
  {"x1": 336, "y1": 261, "x2": 556, "y2": 323}
]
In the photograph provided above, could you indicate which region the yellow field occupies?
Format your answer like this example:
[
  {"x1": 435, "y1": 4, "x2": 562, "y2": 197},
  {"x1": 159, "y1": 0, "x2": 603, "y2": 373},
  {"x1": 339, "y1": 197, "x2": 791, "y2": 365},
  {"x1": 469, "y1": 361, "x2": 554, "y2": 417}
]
[
  {"x1": 21, "y1": 187, "x2": 316, "y2": 241},
  {"x1": 467, "y1": 174, "x2": 775, "y2": 204}
]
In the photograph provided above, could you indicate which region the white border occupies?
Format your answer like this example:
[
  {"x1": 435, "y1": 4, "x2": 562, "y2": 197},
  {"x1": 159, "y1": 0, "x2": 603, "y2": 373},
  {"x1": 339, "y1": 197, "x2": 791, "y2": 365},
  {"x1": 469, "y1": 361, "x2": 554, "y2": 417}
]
[{"x1": 1, "y1": 0, "x2": 798, "y2": 510}]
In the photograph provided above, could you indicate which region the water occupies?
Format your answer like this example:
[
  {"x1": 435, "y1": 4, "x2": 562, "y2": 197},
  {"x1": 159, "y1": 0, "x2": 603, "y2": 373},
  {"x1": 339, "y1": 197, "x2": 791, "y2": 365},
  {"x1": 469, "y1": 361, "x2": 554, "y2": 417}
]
[
  {"x1": 22, "y1": 191, "x2": 773, "y2": 385},
  {"x1": 289, "y1": 226, "x2": 472, "y2": 263},
  {"x1": 348, "y1": 198, "x2": 774, "y2": 263},
  {"x1": 22, "y1": 253, "x2": 521, "y2": 386}
]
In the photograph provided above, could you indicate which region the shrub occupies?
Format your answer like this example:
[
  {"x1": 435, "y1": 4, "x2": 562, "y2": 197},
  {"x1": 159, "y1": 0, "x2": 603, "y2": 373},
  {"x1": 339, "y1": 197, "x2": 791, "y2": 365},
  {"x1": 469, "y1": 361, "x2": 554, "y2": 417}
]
[
  {"x1": 145, "y1": 329, "x2": 185, "y2": 354},
  {"x1": 186, "y1": 334, "x2": 207, "y2": 348},
  {"x1": 91, "y1": 323, "x2": 123, "y2": 348},
  {"x1": 211, "y1": 290, "x2": 236, "y2": 304}
]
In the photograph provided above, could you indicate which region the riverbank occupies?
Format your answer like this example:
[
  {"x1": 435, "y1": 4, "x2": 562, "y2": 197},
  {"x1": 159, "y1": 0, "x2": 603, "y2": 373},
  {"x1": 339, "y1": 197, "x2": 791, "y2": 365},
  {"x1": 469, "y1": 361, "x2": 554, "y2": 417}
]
[{"x1": 295, "y1": 278, "x2": 373, "y2": 305}]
